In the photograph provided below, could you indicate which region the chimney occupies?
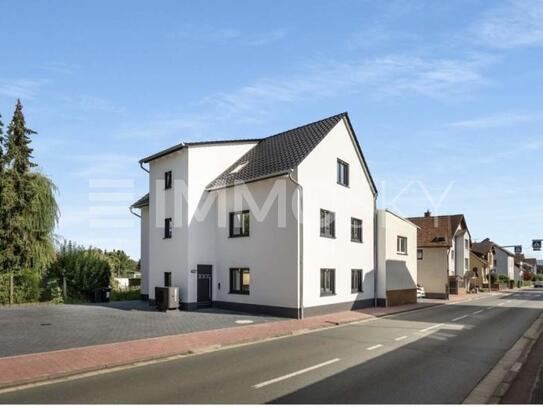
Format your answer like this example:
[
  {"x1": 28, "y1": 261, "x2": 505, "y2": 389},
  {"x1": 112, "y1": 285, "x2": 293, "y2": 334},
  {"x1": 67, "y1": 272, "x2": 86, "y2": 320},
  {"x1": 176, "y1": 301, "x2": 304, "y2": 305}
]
[{"x1": 424, "y1": 210, "x2": 431, "y2": 217}]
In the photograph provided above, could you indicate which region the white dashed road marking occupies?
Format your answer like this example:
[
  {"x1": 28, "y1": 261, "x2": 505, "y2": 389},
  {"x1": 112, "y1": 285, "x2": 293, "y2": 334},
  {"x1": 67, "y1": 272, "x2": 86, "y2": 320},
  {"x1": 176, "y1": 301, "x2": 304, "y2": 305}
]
[
  {"x1": 452, "y1": 315, "x2": 468, "y2": 322},
  {"x1": 472, "y1": 310, "x2": 483, "y2": 315},
  {"x1": 420, "y1": 323, "x2": 444, "y2": 333},
  {"x1": 252, "y1": 358, "x2": 340, "y2": 389},
  {"x1": 367, "y1": 344, "x2": 383, "y2": 351},
  {"x1": 395, "y1": 336, "x2": 408, "y2": 341}
]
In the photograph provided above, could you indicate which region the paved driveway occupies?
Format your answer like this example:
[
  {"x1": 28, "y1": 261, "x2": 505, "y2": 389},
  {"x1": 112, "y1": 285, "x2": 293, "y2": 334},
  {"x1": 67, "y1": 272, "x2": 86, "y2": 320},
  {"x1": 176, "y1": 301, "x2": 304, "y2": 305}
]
[{"x1": 0, "y1": 301, "x2": 283, "y2": 357}]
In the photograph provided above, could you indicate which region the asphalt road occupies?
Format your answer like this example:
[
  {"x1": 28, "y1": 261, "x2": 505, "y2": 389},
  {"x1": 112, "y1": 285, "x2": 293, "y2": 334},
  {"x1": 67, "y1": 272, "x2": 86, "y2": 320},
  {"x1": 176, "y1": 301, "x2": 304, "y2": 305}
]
[{"x1": 2, "y1": 289, "x2": 542, "y2": 404}]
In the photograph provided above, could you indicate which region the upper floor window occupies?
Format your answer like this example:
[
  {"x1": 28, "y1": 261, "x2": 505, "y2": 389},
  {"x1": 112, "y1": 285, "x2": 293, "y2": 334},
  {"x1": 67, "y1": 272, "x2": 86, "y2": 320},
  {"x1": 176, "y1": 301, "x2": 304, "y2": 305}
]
[
  {"x1": 164, "y1": 171, "x2": 172, "y2": 190},
  {"x1": 397, "y1": 236, "x2": 408, "y2": 255},
  {"x1": 337, "y1": 159, "x2": 349, "y2": 187},
  {"x1": 451, "y1": 250, "x2": 455, "y2": 261},
  {"x1": 417, "y1": 249, "x2": 423, "y2": 260},
  {"x1": 464, "y1": 239, "x2": 469, "y2": 250},
  {"x1": 464, "y1": 258, "x2": 469, "y2": 271},
  {"x1": 320, "y1": 268, "x2": 335, "y2": 296},
  {"x1": 164, "y1": 218, "x2": 172, "y2": 239},
  {"x1": 351, "y1": 217, "x2": 363, "y2": 242},
  {"x1": 229, "y1": 210, "x2": 250, "y2": 237},
  {"x1": 320, "y1": 209, "x2": 335, "y2": 238}
]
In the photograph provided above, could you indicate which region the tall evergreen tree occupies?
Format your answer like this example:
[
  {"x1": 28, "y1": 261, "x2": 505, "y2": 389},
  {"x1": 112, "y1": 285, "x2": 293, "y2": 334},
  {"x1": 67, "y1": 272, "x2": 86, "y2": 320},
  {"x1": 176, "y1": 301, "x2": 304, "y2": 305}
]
[{"x1": 5, "y1": 99, "x2": 37, "y2": 173}]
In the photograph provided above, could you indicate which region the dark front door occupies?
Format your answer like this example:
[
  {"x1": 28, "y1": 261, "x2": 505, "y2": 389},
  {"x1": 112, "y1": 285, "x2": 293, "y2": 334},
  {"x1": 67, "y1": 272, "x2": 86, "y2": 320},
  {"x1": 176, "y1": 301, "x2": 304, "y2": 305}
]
[{"x1": 197, "y1": 265, "x2": 212, "y2": 307}]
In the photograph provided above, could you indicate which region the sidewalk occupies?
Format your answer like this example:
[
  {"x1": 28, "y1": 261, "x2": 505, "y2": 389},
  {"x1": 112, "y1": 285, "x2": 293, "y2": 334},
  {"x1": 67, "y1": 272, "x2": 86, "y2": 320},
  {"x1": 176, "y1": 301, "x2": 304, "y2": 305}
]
[{"x1": 0, "y1": 293, "x2": 492, "y2": 390}]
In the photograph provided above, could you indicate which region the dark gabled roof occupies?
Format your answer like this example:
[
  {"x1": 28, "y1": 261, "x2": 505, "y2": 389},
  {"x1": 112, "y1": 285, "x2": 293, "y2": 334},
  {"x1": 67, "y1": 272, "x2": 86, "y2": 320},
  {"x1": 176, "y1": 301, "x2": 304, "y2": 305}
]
[
  {"x1": 130, "y1": 193, "x2": 149, "y2": 208},
  {"x1": 407, "y1": 214, "x2": 466, "y2": 248},
  {"x1": 472, "y1": 238, "x2": 494, "y2": 256},
  {"x1": 139, "y1": 139, "x2": 261, "y2": 164},
  {"x1": 205, "y1": 112, "x2": 378, "y2": 193}
]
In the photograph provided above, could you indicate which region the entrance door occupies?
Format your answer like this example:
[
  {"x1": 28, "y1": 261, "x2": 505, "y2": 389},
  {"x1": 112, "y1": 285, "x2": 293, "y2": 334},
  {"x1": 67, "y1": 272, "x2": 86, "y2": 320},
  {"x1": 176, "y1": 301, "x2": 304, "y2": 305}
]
[{"x1": 197, "y1": 265, "x2": 212, "y2": 307}]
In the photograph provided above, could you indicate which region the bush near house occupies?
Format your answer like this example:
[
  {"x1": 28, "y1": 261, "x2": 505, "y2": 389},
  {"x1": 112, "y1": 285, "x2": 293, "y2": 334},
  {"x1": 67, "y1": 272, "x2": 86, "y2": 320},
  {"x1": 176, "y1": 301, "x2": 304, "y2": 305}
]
[
  {"x1": 533, "y1": 274, "x2": 543, "y2": 281},
  {"x1": 497, "y1": 275, "x2": 510, "y2": 284}
]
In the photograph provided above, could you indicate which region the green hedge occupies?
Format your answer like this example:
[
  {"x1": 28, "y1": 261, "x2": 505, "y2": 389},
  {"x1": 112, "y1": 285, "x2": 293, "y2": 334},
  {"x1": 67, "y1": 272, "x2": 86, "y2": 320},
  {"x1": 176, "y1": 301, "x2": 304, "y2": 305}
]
[{"x1": 0, "y1": 270, "x2": 41, "y2": 305}]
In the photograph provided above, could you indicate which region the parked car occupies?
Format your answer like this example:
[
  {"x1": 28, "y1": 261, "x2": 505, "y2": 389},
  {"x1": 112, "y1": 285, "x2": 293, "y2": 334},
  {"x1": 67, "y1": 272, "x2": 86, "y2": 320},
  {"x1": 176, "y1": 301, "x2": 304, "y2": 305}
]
[
  {"x1": 417, "y1": 284, "x2": 426, "y2": 298},
  {"x1": 534, "y1": 281, "x2": 543, "y2": 288}
]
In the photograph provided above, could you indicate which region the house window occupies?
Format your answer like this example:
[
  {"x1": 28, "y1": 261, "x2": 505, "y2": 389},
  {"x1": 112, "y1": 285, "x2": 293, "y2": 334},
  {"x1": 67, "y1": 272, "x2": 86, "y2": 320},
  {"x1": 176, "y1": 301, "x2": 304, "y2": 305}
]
[
  {"x1": 229, "y1": 211, "x2": 250, "y2": 237},
  {"x1": 465, "y1": 239, "x2": 469, "y2": 250},
  {"x1": 164, "y1": 171, "x2": 172, "y2": 190},
  {"x1": 337, "y1": 159, "x2": 349, "y2": 186},
  {"x1": 230, "y1": 268, "x2": 250, "y2": 295},
  {"x1": 351, "y1": 269, "x2": 363, "y2": 293},
  {"x1": 417, "y1": 249, "x2": 423, "y2": 260},
  {"x1": 465, "y1": 258, "x2": 469, "y2": 271},
  {"x1": 164, "y1": 218, "x2": 172, "y2": 239},
  {"x1": 451, "y1": 250, "x2": 455, "y2": 261},
  {"x1": 164, "y1": 272, "x2": 172, "y2": 287},
  {"x1": 320, "y1": 269, "x2": 335, "y2": 296},
  {"x1": 397, "y1": 236, "x2": 408, "y2": 255},
  {"x1": 320, "y1": 209, "x2": 335, "y2": 238},
  {"x1": 351, "y1": 218, "x2": 363, "y2": 242}
]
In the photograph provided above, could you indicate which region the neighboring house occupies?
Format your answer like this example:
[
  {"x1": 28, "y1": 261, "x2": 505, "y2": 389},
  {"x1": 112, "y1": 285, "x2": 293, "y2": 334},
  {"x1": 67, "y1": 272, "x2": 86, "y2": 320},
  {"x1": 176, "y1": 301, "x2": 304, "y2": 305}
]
[
  {"x1": 470, "y1": 250, "x2": 489, "y2": 288},
  {"x1": 492, "y1": 242, "x2": 515, "y2": 281},
  {"x1": 408, "y1": 212, "x2": 471, "y2": 299},
  {"x1": 376, "y1": 209, "x2": 419, "y2": 306},
  {"x1": 131, "y1": 113, "x2": 379, "y2": 318},
  {"x1": 525, "y1": 258, "x2": 538, "y2": 275}
]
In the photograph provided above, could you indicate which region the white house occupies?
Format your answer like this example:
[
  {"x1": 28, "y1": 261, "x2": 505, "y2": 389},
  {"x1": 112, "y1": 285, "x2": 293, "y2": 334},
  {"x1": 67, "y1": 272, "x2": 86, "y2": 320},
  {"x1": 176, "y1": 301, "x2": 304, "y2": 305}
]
[
  {"x1": 131, "y1": 113, "x2": 379, "y2": 318},
  {"x1": 376, "y1": 209, "x2": 418, "y2": 306},
  {"x1": 491, "y1": 241, "x2": 515, "y2": 281},
  {"x1": 408, "y1": 212, "x2": 471, "y2": 298}
]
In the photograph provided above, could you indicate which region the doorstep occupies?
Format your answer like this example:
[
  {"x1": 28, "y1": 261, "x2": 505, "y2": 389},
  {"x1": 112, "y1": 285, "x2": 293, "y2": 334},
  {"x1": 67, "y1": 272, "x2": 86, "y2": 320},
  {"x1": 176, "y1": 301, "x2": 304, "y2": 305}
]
[{"x1": 0, "y1": 300, "x2": 440, "y2": 390}]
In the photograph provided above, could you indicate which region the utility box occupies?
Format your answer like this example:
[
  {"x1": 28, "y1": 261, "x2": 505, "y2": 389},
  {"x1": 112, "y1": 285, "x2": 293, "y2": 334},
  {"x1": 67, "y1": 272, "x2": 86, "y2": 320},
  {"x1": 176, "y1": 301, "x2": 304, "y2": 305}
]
[{"x1": 155, "y1": 286, "x2": 179, "y2": 311}]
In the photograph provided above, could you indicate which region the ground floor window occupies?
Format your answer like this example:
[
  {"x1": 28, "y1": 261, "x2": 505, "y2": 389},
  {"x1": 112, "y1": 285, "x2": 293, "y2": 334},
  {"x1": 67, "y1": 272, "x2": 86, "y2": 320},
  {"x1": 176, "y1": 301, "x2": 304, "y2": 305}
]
[
  {"x1": 230, "y1": 268, "x2": 250, "y2": 295},
  {"x1": 351, "y1": 269, "x2": 363, "y2": 293},
  {"x1": 417, "y1": 249, "x2": 423, "y2": 260},
  {"x1": 320, "y1": 269, "x2": 335, "y2": 296}
]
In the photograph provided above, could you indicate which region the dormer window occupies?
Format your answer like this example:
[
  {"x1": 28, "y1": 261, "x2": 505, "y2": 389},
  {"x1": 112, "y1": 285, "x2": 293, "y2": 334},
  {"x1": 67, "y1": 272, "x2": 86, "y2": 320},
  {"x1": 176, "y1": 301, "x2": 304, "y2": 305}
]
[
  {"x1": 337, "y1": 159, "x2": 349, "y2": 187},
  {"x1": 165, "y1": 171, "x2": 172, "y2": 190}
]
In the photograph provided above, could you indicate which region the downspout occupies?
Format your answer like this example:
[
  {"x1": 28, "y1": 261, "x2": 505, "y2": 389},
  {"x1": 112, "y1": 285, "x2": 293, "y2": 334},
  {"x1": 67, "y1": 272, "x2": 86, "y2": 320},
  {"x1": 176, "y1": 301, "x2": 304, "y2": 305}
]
[
  {"x1": 129, "y1": 206, "x2": 141, "y2": 218},
  {"x1": 288, "y1": 169, "x2": 304, "y2": 319},
  {"x1": 373, "y1": 195, "x2": 378, "y2": 307},
  {"x1": 139, "y1": 161, "x2": 150, "y2": 173}
]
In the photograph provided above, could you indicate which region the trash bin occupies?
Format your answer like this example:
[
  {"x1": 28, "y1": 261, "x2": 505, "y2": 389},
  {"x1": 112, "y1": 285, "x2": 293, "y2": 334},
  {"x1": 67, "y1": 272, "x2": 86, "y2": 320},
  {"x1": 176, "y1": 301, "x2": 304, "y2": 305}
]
[{"x1": 94, "y1": 287, "x2": 111, "y2": 303}]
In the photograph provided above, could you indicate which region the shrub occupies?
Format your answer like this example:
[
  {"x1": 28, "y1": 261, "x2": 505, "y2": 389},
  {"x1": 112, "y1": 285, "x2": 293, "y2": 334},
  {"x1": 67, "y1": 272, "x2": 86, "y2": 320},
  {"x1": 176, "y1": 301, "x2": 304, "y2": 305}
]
[
  {"x1": 111, "y1": 289, "x2": 140, "y2": 302},
  {"x1": 523, "y1": 271, "x2": 534, "y2": 281},
  {"x1": 48, "y1": 241, "x2": 111, "y2": 301},
  {"x1": 498, "y1": 275, "x2": 510, "y2": 284}
]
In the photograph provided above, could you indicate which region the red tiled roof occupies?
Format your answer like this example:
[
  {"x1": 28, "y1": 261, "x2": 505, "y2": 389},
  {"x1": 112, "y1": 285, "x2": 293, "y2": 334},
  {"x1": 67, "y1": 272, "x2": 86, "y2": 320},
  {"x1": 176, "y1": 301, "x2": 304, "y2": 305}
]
[{"x1": 407, "y1": 214, "x2": 466, "y2": 248}]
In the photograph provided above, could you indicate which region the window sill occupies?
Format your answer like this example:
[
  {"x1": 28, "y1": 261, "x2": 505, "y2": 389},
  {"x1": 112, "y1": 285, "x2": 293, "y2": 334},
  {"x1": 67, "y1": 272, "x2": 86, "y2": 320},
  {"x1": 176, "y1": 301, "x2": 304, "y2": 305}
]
[
  {"x1": 351, "y1": 239, "x2": 363, "y2": 244},
  {"x1": 397, "y1": 252, "x2": 408, "y2": 256},
  {"x1": 320, "y1": 292, "x2": 336, "y2": 297},
  {"x1": 320, "y1": 234, "x2": 336, "y2": 239},
  {"x1": 351, "y1": 290, "x2": 364, "y2": 294},
  {"x1": 229, "y1": 292, "x2": 250, "y2": 295},
  {"x1": 337, "y1": 182, "x2": 350, "y2": 188},
  {"x1": 228, "y1": 235, "x2": 250, "y2": 238},
  {"x1": 163, "y1": 237, "x2": 172, "y2": 240}
]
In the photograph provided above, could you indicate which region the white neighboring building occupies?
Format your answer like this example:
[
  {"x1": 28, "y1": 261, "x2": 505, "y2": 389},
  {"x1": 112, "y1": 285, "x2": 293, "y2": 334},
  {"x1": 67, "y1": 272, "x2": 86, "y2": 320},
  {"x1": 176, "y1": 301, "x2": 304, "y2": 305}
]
[
  {"x1": 131, "y1": 113, "x2": 379, "y2": 318},
  {"x1": 376, "y1": 210, "x2": 418, "y2": 306},
  {"x1": 493, "y1": 243, "x2": 515, "y2": 281}
]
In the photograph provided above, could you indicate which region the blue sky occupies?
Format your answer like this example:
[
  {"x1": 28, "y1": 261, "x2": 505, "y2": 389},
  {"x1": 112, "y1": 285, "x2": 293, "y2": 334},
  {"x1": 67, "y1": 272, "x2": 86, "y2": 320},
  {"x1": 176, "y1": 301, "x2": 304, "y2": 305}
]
[{"x1": 1, "y1": 0, "x2": 542, "y2": 260}]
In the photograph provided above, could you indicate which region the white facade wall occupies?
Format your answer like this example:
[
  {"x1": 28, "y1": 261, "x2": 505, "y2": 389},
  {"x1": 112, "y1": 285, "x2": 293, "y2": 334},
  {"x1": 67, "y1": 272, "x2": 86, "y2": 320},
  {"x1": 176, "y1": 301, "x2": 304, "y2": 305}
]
[
  {"x1": 140, "y1": 206, "x2": 149, "y2": 297},
  {"x1": 298, "y1": 120, "x2": 376, "y2": 311},
  {"x1": 376, "y1": 210, "x2": 418, "y2": 300},
  {"x1": 454, "y1": 229, "x2": 470, "y2": 277},
  {"x1": 495, "y1": 247, "x2": 514, "y2": 280}
]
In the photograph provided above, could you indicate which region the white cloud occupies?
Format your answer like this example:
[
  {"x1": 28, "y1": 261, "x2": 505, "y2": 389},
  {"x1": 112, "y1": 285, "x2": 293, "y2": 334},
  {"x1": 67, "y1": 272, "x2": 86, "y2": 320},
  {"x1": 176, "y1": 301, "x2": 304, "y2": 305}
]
[
  {"x1": 166, "y1": 25, "x2": 287, "y2": 46},
  {"x1": 0, "y1": 79, "x2": 41, "y2": 99},
  {"x1": 474, "y1": 0, "x2": 543, "y2": 48},
  {"x1": 447, "y1": 112, "x2": 543, "y2": 129}
]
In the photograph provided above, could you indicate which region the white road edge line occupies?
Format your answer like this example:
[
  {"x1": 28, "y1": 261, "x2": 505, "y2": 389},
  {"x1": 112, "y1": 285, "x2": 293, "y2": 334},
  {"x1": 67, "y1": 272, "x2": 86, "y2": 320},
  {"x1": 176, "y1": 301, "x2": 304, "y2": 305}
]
[
  {"x1": 395, "y1": 336, "x2": 408, "y2": 341},
  {"x1": 452, "y1": 315, "x2": 468, "y2": 322},
  {"x1": 472, "y1": 310, "x2": 483, "y2": 315},
  {"x1": 420, "y1": 323, "x2": 444, "y2": 333},
  {"x1": 252, "y1": 358, "x2": 340, "y2": 389},
  {"x1": 367, "y1": 344, "x2": 383, "y2": 350}
]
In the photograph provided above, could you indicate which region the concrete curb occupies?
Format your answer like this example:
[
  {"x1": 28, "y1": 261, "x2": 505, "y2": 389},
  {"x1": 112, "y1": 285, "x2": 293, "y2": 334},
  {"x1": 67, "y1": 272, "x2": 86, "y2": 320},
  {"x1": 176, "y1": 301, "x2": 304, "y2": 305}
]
[{"x1": 463, "y1": 312, "x2": 543, "y2": 404}]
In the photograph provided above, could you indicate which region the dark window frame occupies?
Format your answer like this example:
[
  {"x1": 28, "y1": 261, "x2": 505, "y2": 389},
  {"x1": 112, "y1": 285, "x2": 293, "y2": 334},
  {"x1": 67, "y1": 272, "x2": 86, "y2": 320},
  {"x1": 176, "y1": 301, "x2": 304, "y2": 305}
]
[
  {"x1": 229, "y1": 210, "x2": 250, "y2": 238},
  {"x1": 351, "y1": 269, "x2": 363, "y2": 293},
  {"x1": 320, "y1": 268, "x2": 336, "y2": 296},
  {"x1": 351, "y1": 217, "x2": 363, "y2": 243},
  {"x1": 417, "y1": 249, "x2": 423, "y2": 260},
  {"x1": 320, "y1": 209, "x2": 336, "y2": 238},
  {"x1": 164, "y1": 218, "x2": 172, "y2": 239},
  {"x1": 397, "y1": 235, "x2": 408, "y2": 255},
  {"x1": 229, "y1": 268, "x2": 250, "y2": 295},
  {"x1": 164, "y1": 170, "x2": 172, "y2": 190},
  {"x1": 337, "y1": 159, "x2": 349, "y2": 187}
]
